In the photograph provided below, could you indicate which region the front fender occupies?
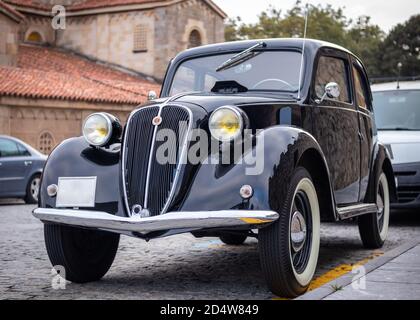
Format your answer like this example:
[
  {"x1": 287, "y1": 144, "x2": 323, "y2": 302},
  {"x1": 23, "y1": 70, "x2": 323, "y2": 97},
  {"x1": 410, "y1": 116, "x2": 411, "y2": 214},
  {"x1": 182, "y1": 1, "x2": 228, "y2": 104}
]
[
  {"x1": 179, "y1": 126, "x2": 333, "y2": 214},
  {"x1": 39, "y1": 137, "x2": 126, "y2": 217}
]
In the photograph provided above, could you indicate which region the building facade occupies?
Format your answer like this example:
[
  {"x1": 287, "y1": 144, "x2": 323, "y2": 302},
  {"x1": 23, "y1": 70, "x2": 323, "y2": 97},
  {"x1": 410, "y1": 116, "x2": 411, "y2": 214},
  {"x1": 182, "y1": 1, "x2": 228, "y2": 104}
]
[{"x1": 5, "y1": 0, "x2": 226, "y2": 80}]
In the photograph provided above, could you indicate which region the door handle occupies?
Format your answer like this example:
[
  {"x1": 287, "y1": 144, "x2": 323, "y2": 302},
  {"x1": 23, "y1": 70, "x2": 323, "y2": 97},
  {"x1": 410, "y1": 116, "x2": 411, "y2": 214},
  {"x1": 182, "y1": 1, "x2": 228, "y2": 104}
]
[{"x1": 24, "y1": 161, "x2": 32, "y2": 166}]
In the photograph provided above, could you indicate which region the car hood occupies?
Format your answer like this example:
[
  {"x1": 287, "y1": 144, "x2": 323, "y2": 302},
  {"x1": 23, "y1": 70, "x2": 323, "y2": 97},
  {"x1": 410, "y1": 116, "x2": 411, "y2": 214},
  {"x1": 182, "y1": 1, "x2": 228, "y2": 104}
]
[
  {"x1": 378, "y1": 130, "x2": 420, "y2": 165},
  {"x1": 173, "y1": 92, "x2": 296, "y2": 113}
]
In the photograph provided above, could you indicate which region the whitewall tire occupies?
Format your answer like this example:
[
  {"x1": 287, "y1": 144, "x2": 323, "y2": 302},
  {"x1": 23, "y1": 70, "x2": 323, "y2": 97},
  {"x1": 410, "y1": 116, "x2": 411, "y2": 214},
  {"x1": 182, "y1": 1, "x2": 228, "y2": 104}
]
[{"x1": 259, "y1": 167, "x2": 320, "y2": 298}]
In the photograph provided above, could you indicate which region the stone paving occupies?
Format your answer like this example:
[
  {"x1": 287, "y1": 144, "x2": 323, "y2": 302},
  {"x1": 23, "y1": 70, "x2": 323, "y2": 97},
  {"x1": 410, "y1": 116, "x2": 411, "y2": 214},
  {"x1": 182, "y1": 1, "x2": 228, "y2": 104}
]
[
  {"x1": 323, "y1": 243, "x2": 420, "y2": 300},
  {"x1": 0, "y1": 201, "x2": 419, "y2": 299}
]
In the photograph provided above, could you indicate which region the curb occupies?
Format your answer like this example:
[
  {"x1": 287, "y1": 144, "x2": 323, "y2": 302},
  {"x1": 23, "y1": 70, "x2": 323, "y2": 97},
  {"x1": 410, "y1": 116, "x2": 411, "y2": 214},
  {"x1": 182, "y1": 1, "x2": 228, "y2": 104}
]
[{"x1": 296, "y1": 240, "x2": 420, "y2": 300}]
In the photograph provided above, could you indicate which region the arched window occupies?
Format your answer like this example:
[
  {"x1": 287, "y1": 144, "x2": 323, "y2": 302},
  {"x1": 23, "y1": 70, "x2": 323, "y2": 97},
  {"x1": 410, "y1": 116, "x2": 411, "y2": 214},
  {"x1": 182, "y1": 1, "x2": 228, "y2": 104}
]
[
  {"x1": 188, "y1": 30, "x2": 202, "y2": 48},
  {"x1": 26, "y1": 31, "x2": 43, "y2": 43},
  {"x1": 38, "y1": 132, "x2": 55, "y2": 155}
]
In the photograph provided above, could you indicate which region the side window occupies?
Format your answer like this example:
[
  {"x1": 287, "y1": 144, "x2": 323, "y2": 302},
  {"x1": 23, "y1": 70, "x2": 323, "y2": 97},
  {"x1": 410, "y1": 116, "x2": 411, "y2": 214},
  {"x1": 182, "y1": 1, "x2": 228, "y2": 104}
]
[
  {"x1": 0, "y1": 139, "x2": 21, "y2": 157},
  {"x1": 17, "y1": 143, "x2": 31, "y2": 156},
  {"x1": 352, "y1": 65, "x2": 370, "y2": 110},
  {"x1": 315, "y1": 56, "x2": 351, "y2": 103}
]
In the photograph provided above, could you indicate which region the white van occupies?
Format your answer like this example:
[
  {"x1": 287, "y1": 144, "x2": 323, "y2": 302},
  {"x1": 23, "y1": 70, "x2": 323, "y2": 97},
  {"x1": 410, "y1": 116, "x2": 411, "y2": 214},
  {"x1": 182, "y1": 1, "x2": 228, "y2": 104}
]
[{"x1": 372, "y1": 80, "x2": 420, "y2": 209}]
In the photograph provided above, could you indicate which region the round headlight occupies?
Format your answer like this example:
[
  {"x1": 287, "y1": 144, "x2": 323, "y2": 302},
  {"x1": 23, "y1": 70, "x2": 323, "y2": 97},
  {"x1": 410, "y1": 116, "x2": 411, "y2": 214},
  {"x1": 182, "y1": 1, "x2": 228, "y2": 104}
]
[
  {"x1": 209, "y1": 106, "x2": 244, "y2": 142},
  {"x1": 83, "y1": 113, "x2": 113, "y2": 146}
]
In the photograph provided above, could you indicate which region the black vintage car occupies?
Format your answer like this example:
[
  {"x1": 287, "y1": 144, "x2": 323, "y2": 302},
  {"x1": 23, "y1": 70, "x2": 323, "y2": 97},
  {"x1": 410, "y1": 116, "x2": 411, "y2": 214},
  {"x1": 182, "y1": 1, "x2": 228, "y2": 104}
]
[{"x1": 33, "y1": 39, "x2": 396, "y2": 298}]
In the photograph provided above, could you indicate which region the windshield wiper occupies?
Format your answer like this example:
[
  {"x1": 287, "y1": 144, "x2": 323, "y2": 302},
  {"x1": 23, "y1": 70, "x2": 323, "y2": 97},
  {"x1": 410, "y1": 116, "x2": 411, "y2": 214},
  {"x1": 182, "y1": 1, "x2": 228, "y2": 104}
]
[{"x1": 216, "y1": 42, "x2": 267, "y2": 72}]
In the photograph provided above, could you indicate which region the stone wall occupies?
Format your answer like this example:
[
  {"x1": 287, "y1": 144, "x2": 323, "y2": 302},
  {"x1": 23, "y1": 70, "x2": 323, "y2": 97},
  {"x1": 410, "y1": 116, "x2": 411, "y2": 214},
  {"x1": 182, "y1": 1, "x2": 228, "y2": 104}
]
[
  {"x1": 56, "y1": 10, "x2": 156, "y2": 77},
  {"x1": 55, "y1": 0, "x2": 225, "y2": 80},
  {"x1": 154, "y1": 0, "x2": 225, "y2": 78},
  {"x1": 0, "y1": 13, "x2": 20, "y2": 66}
]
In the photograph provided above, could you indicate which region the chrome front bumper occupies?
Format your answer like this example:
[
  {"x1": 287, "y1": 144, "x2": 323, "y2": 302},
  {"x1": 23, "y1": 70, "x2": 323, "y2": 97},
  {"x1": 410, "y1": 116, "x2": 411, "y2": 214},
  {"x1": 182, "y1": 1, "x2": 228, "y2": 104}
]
[{"x1": 33, "y1": 208, "x2": 279, "y2": 234}]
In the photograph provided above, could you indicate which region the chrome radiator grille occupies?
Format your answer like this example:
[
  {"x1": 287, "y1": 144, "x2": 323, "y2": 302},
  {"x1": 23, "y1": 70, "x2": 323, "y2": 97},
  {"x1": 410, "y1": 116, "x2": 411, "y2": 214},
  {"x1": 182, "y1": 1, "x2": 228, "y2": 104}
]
[{"x1": 123, "y1": 105, "x2": 191, "y2": 216}]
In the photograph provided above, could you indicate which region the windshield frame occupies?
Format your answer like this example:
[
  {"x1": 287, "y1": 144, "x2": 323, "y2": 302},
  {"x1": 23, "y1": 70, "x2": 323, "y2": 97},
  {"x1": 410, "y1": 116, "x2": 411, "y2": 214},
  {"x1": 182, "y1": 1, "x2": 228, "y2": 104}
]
[
  {"x1": 373, "y1": 89, "x2": 420, "y2": 131},
  {"x1": 165, "y1": 48, "x2": 306, "y2": 98}
]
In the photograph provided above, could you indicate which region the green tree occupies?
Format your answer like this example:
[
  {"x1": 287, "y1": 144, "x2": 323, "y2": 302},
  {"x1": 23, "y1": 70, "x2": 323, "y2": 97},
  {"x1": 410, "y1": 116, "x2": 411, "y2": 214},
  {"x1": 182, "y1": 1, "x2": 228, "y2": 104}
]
[
  {"x1": 378, "y1": 15, "x2": 420, "y2": 77},
  {"x1": 225, "y1": 2, "x2": 352, "y2": 45},
  {"x1": 224, "y1": 1, "x2": 385, "y2": 77},
  {"x1": 347, "y1": 16, "x2": 384, "y2": 77}
]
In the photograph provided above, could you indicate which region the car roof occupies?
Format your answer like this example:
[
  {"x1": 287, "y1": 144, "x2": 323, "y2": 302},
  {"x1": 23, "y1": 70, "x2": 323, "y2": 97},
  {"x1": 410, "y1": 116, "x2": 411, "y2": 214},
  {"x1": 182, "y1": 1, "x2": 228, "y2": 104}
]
[
  {"x1": 174, "y1": 38, "x2": 355, "y2": 60},
  {"x1": 371, "y1": 80, "x2": 420, "y2": 92}
]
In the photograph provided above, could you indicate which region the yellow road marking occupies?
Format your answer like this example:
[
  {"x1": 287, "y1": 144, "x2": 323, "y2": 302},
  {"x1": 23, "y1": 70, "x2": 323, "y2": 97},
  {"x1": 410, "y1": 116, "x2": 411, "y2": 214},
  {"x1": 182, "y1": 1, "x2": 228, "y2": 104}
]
[
  {"x1": 272, "y1": 250, "x2": 384, "y2": 300},
  {"x1": 309, "y1": 251, "x2": 383, "y2": 291}
]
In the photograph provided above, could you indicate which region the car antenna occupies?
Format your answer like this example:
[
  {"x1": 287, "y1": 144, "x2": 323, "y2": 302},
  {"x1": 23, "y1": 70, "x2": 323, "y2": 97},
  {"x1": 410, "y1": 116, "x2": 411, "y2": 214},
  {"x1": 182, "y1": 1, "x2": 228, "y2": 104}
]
[
  {"x1": 397, "y1": 62, "x2": 402, "y2": 89},
  {"x1": 297, "y1": 3, "x2": 309, "y2": 100}
]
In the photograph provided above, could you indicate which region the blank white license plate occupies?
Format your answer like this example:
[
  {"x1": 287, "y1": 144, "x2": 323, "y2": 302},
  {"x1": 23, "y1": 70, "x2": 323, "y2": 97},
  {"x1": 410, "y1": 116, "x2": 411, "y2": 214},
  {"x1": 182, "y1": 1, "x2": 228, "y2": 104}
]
[{"x1": 56, "y1": 177, "x2": 97, "y2": 208}]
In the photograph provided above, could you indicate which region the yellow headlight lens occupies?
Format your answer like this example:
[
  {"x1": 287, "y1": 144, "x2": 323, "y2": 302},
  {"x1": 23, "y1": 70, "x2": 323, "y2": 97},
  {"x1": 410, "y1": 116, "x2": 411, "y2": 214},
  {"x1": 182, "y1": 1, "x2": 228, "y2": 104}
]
[
  {"x1": 83, "y1": 113, "x2": 112, "y2": 146},
  {"x1": 209, "y1": 107, "x2": 243, "y2": 142}
]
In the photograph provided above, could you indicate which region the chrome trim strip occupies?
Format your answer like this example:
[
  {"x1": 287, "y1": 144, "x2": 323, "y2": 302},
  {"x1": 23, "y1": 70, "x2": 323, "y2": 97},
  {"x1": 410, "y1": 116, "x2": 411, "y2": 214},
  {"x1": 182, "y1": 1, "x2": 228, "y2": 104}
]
[
  {"x1": 143, "y1": 105, "x2": 163, "y2": 209},
  {"x1": 160, "y1": 105, "x2": 193, "y2": 214},
  {"x1": 336, "y1": 203, "x2": 378, "y2": 220},
  {"x1": 121, "y1": 104, "x2": 158, "y2": 216},
  {"x1": 33, "y1": 208, "x2": 279, "y2": 234}
]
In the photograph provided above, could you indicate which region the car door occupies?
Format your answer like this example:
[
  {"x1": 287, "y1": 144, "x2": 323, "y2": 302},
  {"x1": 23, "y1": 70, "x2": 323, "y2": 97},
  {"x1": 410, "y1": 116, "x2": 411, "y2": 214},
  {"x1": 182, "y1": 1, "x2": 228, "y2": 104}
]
[
  {"x1": 0, "y1": 138, "x2": 31, "y2": 197},
  {"x1": 351, "y1": 60, "x2": 374, "y2": 201},
  {"x1": 311, "y1": 50, "x2": 361, "y2": 205}
]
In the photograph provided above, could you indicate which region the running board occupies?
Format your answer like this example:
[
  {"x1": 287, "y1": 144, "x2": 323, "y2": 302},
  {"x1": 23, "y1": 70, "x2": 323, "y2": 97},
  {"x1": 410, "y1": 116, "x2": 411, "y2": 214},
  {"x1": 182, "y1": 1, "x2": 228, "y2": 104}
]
[{"x1": 336, "y1": 203, "x2": 378, "y2": 220}]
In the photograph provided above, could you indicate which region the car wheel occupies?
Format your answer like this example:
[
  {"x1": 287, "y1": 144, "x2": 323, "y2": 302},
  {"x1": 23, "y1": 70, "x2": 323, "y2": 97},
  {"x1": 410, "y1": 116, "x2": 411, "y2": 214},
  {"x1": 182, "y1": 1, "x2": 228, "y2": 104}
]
[
  {"x1": 219, "y1": 234, "x2": 247, "y2": 245},
  {"x1": 259, "y1": 167, "x2": 320, "y2": 298},
  {"x1": 44, "y1": 224, "x2": 120, "y2": 283},
  {"x1": 358, "y1": 172, "x2": 390, "y2": 249},
  {"x1": 25, "y1": 174, "x2": 41, "y2": 204}
]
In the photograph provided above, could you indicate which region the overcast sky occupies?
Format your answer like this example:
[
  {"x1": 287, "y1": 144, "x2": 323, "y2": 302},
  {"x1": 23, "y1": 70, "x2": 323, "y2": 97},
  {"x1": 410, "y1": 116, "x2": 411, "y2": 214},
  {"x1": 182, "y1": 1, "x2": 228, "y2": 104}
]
[{"x1": 213, "y1": 0, "x2": 420, "y2": 33}]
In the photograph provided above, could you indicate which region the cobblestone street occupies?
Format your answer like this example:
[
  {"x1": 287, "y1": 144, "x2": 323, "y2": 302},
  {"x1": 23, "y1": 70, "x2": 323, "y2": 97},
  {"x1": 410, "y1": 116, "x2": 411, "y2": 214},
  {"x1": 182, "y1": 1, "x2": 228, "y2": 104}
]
[{"x1": 1, "y1": 201, "x2": 419, "y2": 299}]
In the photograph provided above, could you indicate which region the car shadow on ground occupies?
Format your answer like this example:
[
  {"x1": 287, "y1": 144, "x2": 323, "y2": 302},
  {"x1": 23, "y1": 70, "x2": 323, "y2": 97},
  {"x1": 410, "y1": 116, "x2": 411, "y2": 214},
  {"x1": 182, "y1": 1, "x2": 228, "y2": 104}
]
[{"x1": 0, "y1": 199, "x2": 26, "y2": 206}]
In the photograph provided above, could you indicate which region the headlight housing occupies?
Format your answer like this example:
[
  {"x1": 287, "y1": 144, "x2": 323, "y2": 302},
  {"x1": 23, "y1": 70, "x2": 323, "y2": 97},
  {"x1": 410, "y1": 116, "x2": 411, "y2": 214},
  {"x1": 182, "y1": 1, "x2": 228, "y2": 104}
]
[
  {"x1": 82, "y1": 113, "x2": 120, "y2": 147},
  {"x1": 209, "y1": 106, "x2": 245, "y2": 142}
]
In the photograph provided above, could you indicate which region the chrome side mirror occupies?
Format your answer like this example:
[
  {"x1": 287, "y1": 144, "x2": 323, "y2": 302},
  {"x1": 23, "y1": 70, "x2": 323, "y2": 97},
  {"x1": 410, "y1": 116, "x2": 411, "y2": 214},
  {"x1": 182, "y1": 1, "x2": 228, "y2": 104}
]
[
  {"x1": 147, "y1": 90, "x2": 157, "y2": 101},
  {"x1": 316, "y1": 82, "x2": 340, "y2": 104}
]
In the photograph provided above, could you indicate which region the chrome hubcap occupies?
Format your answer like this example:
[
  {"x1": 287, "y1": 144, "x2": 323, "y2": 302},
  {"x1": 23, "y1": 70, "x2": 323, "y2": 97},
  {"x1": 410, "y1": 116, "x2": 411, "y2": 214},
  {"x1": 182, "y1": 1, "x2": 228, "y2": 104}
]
[
  {"x1": 31, "y1": 177, "x2": 40, "y2": 201},
  {"x1": 291, "y1": 211, "x2": 307, "y2": 252}
]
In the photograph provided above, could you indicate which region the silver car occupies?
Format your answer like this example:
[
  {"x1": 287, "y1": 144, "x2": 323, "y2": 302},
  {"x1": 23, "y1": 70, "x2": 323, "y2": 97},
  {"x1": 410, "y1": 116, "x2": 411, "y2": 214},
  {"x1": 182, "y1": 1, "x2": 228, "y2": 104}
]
[
  {"x1": 0, "y1": 135, "x2": 47, "y2": 203},
  {"x1": 372, "y1": 80, "x2": 420, "y2": 208}
]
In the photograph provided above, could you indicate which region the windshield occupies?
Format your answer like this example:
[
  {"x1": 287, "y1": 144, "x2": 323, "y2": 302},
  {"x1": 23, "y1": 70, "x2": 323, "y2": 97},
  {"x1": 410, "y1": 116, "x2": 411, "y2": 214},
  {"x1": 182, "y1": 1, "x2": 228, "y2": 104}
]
[
  {"x1": 373, "y1": 90, "x2": 420, "y2": 131},
  {"x1": 169, "y1": 51, "x2": 303, "y2": 96}
]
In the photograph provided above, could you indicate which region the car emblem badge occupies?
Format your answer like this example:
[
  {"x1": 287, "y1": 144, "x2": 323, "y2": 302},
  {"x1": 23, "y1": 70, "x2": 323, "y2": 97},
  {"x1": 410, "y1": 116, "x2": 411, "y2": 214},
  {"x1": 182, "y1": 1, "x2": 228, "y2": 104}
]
[{"x1": 152, "y1": 115, "x2": 162, "y2": 126}]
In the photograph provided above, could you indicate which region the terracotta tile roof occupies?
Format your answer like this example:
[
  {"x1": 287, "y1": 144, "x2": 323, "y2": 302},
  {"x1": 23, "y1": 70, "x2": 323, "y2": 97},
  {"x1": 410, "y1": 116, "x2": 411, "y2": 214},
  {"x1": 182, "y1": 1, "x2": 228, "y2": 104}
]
[
  {"x1": 0, "y1": 44, "x2": 160, "y2": 105},
  {"x1": 68, "y1": 0, "x2": 167, "y2": 11},
  {"x1": 4, "y1": 0, "x2": 227, "y2": 17},
  {"x1": 5, "y1": 0, "x2": 169, "y2": 11},
  {"x1": 0, "y1": 0, "x2": 25, "y2": 21}
]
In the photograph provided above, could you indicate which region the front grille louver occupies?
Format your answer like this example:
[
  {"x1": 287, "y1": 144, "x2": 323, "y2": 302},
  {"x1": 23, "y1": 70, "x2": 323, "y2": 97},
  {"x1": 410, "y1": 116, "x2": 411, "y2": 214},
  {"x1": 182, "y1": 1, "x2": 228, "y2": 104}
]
[{"x1": 123, "y1": 105, "x2": 191, "y2": 216}]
